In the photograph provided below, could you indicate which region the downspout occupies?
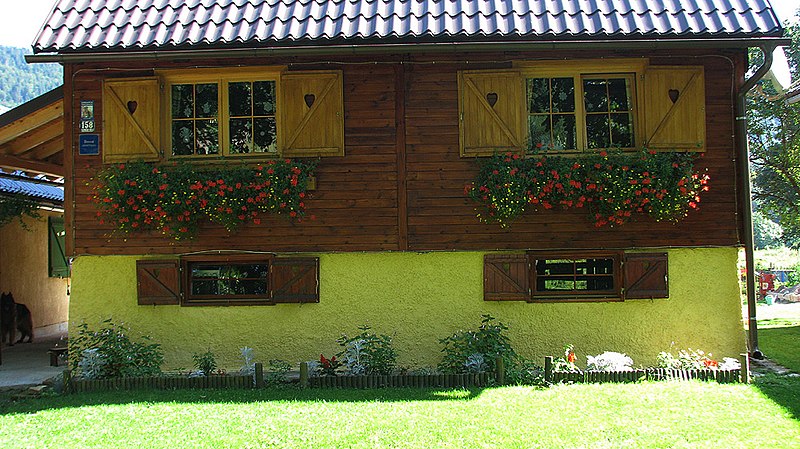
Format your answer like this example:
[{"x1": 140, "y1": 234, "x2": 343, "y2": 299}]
[{"x1": 737, "y1": 44, "x2": 778, "y2": 359}]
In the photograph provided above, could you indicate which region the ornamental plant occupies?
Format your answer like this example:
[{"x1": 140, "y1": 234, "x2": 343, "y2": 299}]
[
  {"x1": 466, "y1": 150, "x2": 709, "y2": 227},
  {"x1": 438, "y1": 314, "x2": 518, "y2": 374},
  {"x1": 337, "y1": 325, "x2": 398, "y2": 375},
  {"x1": 89, "y1": 159, "x2": 316, "y2": 240}
]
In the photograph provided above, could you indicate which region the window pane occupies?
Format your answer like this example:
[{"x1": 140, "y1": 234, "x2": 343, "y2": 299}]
[
  {"x1": 195, "y1": 119, "x2": 219, "y2": 155},
  {"x1": 551, "y1": 78, "x2": 575, "y2": 113},
  {"x1": 551, "y1": 115, "x2": 577, "y2": 151},
  {"x1": 528, "y1": 115, "x2": 551, "y2": 150},
  {"x1": 608, "y1": 78, "x2": 631, "y2": 111},
  {"x1": 610, "y1": 113, "x2": 634, "y2": 147},
  {"x1": 195, "y1": 84, "x2": 218, "y2": 118},
  {"x1": 543, "y1": 278, "x2": 576, "y2": 291},
  {"x1": 527, "y1": 78, "x2": 550, "y2": 113},
  {"x1": 583, "y1": 79, "x2": 608, "y2": 113},
  {"x1": 586, "y1": 115, "x2": 610, "y2": 149},
  {"x1": 171, "y1": 121, "x2": 194, "y2": 155},
  {"x1": 172, "y1": 84, "x2": 194, "y2": 119},
  {"x1": 229, "y1": 118, "x2": 253, "y2": 154},
  {"x1": 229, "y1": 82, "x2": 252, "y2": 117},
  {"x1": 254, "y1": 81, "x2": 276, "y2": 115},
  {"x1": 254, "y1": 118, "x2": 277, "y2": 153},
  {"x1": 192, "y1": 280, "x2": 218, "y2": 296}
]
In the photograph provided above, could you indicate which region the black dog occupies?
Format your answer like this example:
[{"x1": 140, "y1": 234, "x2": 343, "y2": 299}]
[{"x1": 0, "y1": 292, "x2": 33, "y2": 345}]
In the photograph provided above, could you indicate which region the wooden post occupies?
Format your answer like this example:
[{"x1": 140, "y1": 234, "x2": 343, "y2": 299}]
[
  {"x1": 544, "y1": 356, "x2": 553, "y2": 383},
  {"x1": 495, "y1": 356, "x2": 505, "y2": 386},
  {"x1": 299, "y1": 362, "x2": 309, "y2": 388},
  {"x1": 254, "y1": 363, "x2": 264, "y2": 388},
  {"x1": 740, "y1": 353, "x2": 750, "y2": 383},
  {"x1": 62, "y1": 369, "x2": 72, "y2": 394}
]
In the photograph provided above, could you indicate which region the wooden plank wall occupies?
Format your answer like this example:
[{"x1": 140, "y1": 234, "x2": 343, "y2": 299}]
[{"x1": 67, "y1": 49, "x2": 743, "y2": 256}]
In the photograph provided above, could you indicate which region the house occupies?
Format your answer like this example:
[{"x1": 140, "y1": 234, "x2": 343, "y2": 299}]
[
  {"x1": 0, "y1": 87, "x2": 69, "y2": 346},
  {"x1": 27, "y1": 0, "x2": 787, "y2": 370}
]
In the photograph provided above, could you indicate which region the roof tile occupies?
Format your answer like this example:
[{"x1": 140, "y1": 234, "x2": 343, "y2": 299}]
[{"x1": 33, "y1": 0, "x2": 784, "y2": 53}]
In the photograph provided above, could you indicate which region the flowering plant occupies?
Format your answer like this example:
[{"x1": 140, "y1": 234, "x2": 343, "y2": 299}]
[
  {"x1": 89, "y1": 159, "x2": 316, "y2": 240},
  {"x1": 553, "y1": 344, "x2": 580, "y2": 372},
  {"x1": 319, "y1": 354, "x2": 341, "y2": 377},
  {"x1": 466, "y1": 150, "x2": 709, "y2": 227}
]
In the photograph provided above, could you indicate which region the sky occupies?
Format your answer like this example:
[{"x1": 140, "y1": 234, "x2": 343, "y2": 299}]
[{"x1": 0, "y1": 0, "x2": 797, "y2": 49}]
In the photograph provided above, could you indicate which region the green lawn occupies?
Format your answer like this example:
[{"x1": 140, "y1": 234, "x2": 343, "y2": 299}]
[
  {"x1": 1, "y1": 382, "x2": 799, "y2": 449},
  {"x1": 757, "y1": 303, "x2": 800, "y2": 373}
]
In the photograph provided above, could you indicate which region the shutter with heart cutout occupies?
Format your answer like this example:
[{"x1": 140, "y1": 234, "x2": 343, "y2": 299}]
[
  {"x1": 103, "y1": 77, "x2": 162, "y2": 163},
  {"x1": 279, "y1": 71, "x2": 344, "y2": 157},
  {"x1": 641, "y1": 66, "x2": 705, "y2": 152},
  {"x1": 136, "y1": 259, "x2": 180, "y2": 305},
  {"x1": 459, "y1": 70, "x2": 526, "y2": 157},
  {"x1": 623, "y1": 253, "x2": 669, "y2": 299}
]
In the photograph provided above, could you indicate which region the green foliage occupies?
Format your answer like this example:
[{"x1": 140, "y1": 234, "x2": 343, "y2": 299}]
[
  {"x1": 70, "y1": 319, "x2": 163, "y2": 379},
  {"x1": 0, "y1": 194, "x2": 41, "y2": 229},
  {"x1": 337, "y1": 325, "x2": 398, "y2": 375},
  {"x1": 656, "y1": 348, "x2": 717, "y2": 370},
  {"x1": 438, "y1": 314, "x2": 517, "y2": 374},
  {"x1": 748, "y1": 23, "x2": 800, "y2": 246},
  {"x1": 466, "y1": 150, "x2": 708, "y2": 227},
  {"x1": 89, "y1": 159, "x2": 316, "y2": 239},
  {"x1": 753, "y1": 210, "x2": 786, "y2": 249},
  {"x1": 504, "y1": 357, "x2": 545, "y2": 385},
  {"x1": 192, "y1": 350, "x2": 217, "y2": 376},
  {"x1": 266, "y1": 359, "x2": 293, "y2": 386},
  {"x1": 0, "y1": 46, "x2": 61, "y2": 110}
]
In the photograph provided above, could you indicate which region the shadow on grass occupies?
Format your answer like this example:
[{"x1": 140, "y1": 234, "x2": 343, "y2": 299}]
[
  {"x1": 0, "y1": 385, "x2": 493, "y2": 416},
  {"x1": 754, "y1": 374, "x2": 800, "y2": 421}
]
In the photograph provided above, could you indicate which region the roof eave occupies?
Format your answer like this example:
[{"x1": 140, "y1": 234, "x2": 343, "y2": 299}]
[{"x1": 26, "y1": 37, "x2": 792, "y2": 64}]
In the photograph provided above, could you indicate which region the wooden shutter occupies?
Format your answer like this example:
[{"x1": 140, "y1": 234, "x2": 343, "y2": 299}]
[
  {"x1": 641, "y1": 66, "x2": 705, "y2": 151},
  {"x1": 623, "y1": 253, "x2": 669, "y2": 299},
  {"x1": 103, "y1": 77, "x2": 161, "y2": 163},
  {"x1": 136, "y1": 259, "x2": 180, "y2": 305},
  {"x1": 459, "y1": 70, "x2": 525, "y2": 156},
  {"x1": 270, "y1": 257, "x2": 320, "y2": 303},
  {"x1": 279, "y1": 71, "x2": 344, "y2": 157},
  {"x1": 484, "y1": 254, "x2": 530, "y2": 301},
  {"x1": 48, "y1": 216, "x2": 69, "y2": 278}
]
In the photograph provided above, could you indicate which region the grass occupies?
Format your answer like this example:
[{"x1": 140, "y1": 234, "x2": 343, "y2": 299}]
[
  {"x1": 757, "y1": 303, "x2": 800, "y2": 372},
  {"x1": 1, "y1": 382, "x2": 799, "y2": 449}
]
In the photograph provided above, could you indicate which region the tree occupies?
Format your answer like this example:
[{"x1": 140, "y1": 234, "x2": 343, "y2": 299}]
[{"x1": 748, "y1": 20, "x2": 800, "y2": 246}]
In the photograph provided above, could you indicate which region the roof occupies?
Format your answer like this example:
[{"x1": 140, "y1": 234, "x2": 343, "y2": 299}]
[
  {"x1": 0, "y1": 172, "x2": 64, "y2": 204},
  {"x1": 0, "y1": 87, "x2": 65, "y2": 177},
  {"x1": 33, "y1": 0, "x2": 784, "y2": 54}
]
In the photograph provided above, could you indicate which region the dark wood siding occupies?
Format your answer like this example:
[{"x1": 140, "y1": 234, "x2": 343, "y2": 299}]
[{"x1": 67, "y1": 49, "x2": 743, "y2": 256}]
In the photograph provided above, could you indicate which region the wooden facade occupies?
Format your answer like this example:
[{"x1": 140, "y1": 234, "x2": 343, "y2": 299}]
[{"x1": 66, "y1": 49, "x2": 746, "y2": 256}]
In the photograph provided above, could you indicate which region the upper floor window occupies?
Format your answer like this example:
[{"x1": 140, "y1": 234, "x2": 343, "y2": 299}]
[
  {"x1": 526, "y1": 73, "x2": 636, "y2": 152},
  {"x1": 168, "y1": 76, "x2": 278, "y2": 158},
  {"x1": 101, "y1": 69, "x2": 344, "y2": 164},
  {"x1": 458, "y1": 60, "x2": 705, "y2": 157}
]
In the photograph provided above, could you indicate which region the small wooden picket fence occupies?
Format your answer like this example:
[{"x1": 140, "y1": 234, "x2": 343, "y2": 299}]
[
  {"x1": 544, "y1": 356, "x2": 747, "y2": 384},
  {"x1": 306, "y1": 372, "x2": 491, "y2": 389},
  {"x1": 65, "y1": 363, "x2": 264, "y2": 393}
]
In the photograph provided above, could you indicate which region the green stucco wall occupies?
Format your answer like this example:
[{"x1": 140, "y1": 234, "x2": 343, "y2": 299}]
[{"x1": 70, "y1": 247, "x2": 745, "y2": 370}]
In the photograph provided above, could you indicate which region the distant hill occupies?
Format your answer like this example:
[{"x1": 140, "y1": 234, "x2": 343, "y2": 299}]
[{"x1": 0, "y1": 46, "x2": 61, "y2": 110}]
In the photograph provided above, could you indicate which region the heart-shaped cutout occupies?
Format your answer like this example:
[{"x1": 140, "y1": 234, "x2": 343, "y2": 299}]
[
  {"x1": 127, "y1": 100, "x2": 138, "y2": 114},
  {"x1": 304, "y1": 94, "x2": 316, "y2": 108},
  {"x1": 668, "y1": 89, "x2": 679, "y2": 104},
  {"x1": 486, "y1": 92, "x2": 498, "y2": 107}
]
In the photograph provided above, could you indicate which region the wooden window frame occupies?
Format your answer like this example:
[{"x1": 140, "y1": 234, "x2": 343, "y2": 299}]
[
  {"x1": 181, "y1": 253, "x2": 274, "y2": 306},
  {"x1": 159, "y1": 67, "x2": 284, "y2": 161},
  {"x1": 528, "y1": 251, "x2": 622, "y2": 302},
  {"x1": 518, "y1": 59, "x2": 647, "y2": 154}
]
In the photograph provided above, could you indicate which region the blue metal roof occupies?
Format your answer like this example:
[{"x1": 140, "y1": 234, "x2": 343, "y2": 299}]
[
  {"x1": 0, "y1": 175, "x2": 64, "y2": 203},
  {"x1": 33, "y1": 0, "x2": 784, "y2": 53}
]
